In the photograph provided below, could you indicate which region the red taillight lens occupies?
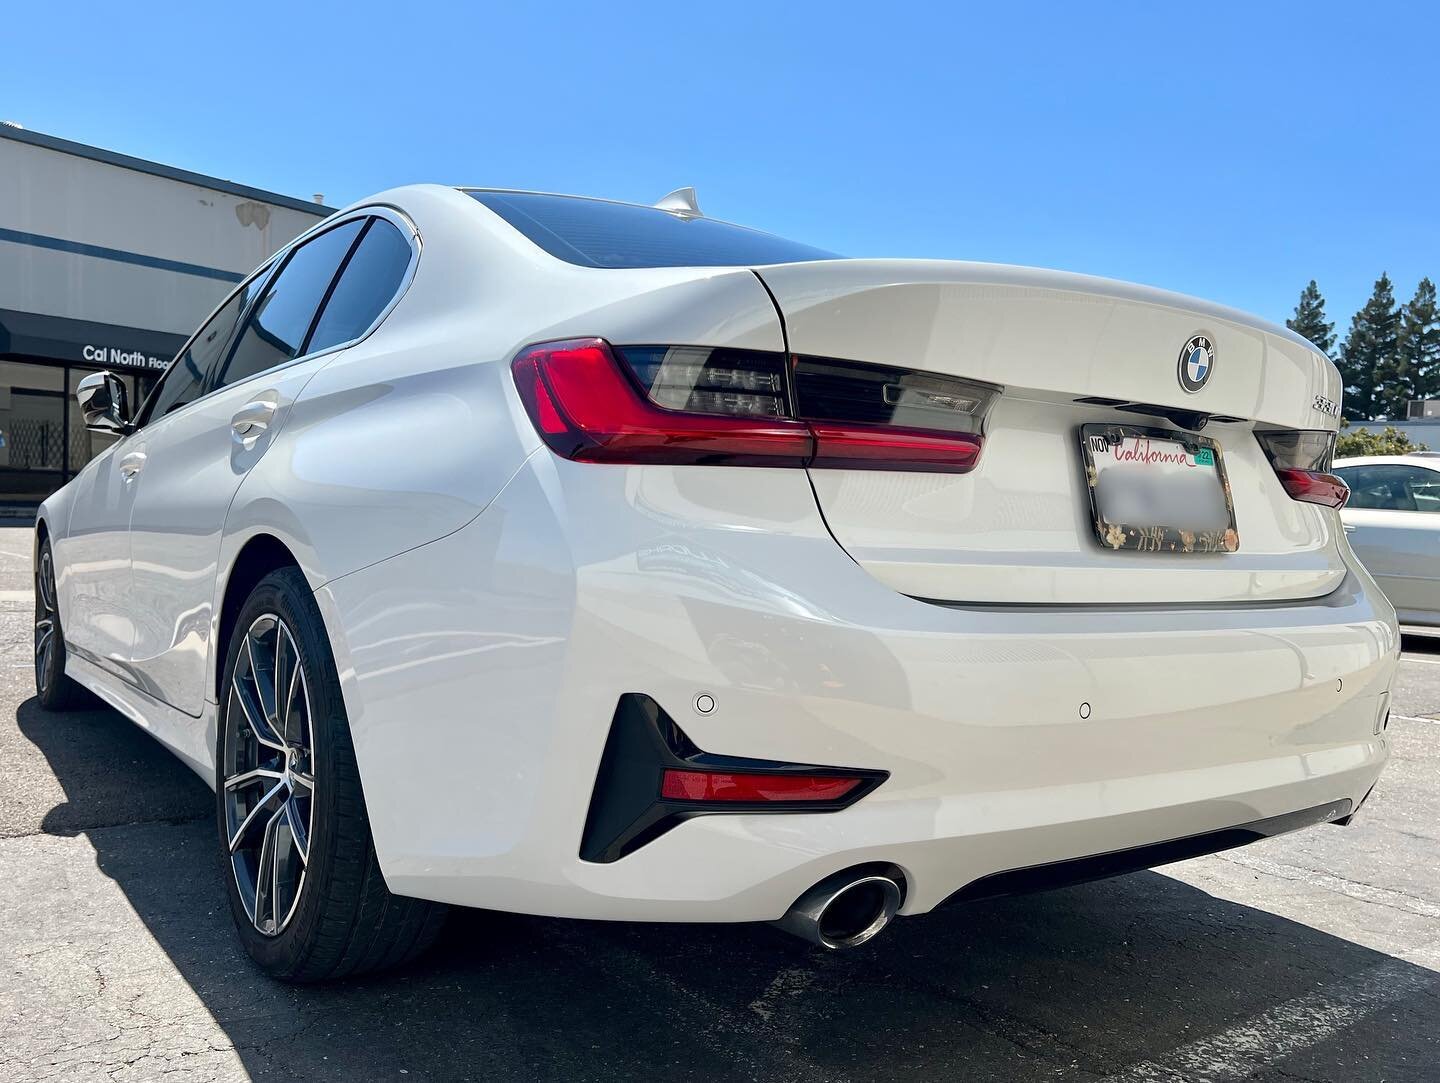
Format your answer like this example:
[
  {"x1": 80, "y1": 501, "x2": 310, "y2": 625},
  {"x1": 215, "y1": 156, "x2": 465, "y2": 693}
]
[
  {"x1": 660, "y1": 768, "x2": 865, "y2": 803},
  {"x1": 1256, "y1": 430, "x2": 1348, "y2": 508},
  {"x1": 809, "y1": 422, "x2": 983, "y2": 473},
  {"x1": 511, "y1": 340, "x2": 813, "y2": 466},
  {"x1": 1274, "y1": 467, "x2": 1349, "y2": 508},
  {"x1": 512, "y1": 339, "x2": 997, "y2": 472}
]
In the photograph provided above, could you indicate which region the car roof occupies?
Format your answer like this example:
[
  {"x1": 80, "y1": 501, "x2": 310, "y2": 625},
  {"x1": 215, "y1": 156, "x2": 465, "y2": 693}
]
[{"x1": 1333, "y1": 454, "x2": 1440, "y2": 467}]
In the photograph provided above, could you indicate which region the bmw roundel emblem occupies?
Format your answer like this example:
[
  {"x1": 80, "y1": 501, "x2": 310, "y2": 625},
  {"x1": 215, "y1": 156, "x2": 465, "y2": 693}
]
[{"x1": 1177, "y1": 334, "x2": 1215, "y2": 394}]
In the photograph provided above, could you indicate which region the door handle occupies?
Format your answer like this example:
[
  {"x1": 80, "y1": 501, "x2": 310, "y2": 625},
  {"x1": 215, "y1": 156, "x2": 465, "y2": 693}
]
[
  {"x1": 231, "y1": 398, "x2": 278, "y2": 438},
  {"x1": 119, "y1": 451, "x2": 146, "y2": 479}
]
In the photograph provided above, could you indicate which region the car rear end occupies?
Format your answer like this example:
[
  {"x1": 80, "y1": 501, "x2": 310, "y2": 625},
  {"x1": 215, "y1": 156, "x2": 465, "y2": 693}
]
[{"x1": 322, "y1": 193, "x2": 1397, "y2": 929}]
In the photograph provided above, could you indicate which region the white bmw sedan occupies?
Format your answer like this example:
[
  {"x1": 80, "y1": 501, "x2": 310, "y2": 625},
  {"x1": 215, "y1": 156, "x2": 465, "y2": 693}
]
[
  {"x1": 36, "y1": 186, "x2": 1397, "y2": 980},
  {"x1": 1333, "y1": 454, "x2": 1440, "y2": 629}
]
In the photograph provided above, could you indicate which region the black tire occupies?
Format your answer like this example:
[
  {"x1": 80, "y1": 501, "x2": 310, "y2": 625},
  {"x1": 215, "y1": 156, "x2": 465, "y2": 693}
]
[
  {"x1": 34, "y1": 536, "x2": 87, "y2": 711},
  {"x1": 215, "y1": 566, "x2": 445, "y2": 981}
]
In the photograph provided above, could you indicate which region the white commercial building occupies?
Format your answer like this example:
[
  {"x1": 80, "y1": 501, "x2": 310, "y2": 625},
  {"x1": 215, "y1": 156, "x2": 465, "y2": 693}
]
[{"x1": 0, "y1": 124, "x2": 327, "y2": 503}]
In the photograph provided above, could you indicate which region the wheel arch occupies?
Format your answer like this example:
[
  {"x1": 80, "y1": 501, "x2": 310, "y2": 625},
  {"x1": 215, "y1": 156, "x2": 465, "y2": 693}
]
[
  {"x1": 214, "y1": 533, "x2": 304, "y2": 706},
  {"x1": 34, "y1": 514, "x2": 56, "y2": 618}
]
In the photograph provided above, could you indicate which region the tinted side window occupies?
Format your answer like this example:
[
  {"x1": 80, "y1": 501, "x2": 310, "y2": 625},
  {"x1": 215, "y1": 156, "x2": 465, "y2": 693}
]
[
  {"x1": 142, "y1": 270, "x2": 270, "y2": 423},
  {"x1": 1340, "y1": 465, "x2": 1440, "y2": 511},
  {"x1": 307, "y1": 219, "x2": 413, "y2": 353},
  {"x1": 215, "y1": 219, "x2": 365, "y2": 390}
]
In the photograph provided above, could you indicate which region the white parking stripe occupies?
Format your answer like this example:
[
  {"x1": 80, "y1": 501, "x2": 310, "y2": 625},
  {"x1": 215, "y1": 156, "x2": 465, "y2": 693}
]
[
  {"x1": 1394, "y1": 714, "x2": 1440, "y2": 726},
  {"x1": 1400, "y1": 654, "x2": 1440, "y2": 666},
  {"x1": 1102, "y1": 958, "x2": 1439, "y2": 1082}
]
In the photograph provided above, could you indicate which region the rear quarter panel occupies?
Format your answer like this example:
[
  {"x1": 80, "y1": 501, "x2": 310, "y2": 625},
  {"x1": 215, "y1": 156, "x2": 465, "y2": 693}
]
[
  {"x1": 215, "y1": 184, "x2": 788, "y2": 698},
  {"x1": 233, "y1": 186, "x2": 788, "y2": 591}
]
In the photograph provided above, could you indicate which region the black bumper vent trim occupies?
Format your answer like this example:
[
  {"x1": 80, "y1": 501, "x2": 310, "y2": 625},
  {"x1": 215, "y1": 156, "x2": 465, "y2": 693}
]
[
  {"x1": 941, "y1": 798, "x2": 1353, "y2": 907},
  {"x1": 579, "y1": 693, "x2": 886, "y2": 864}
]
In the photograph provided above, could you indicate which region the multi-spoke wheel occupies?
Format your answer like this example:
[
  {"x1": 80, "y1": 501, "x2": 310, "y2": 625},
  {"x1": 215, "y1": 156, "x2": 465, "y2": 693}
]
[
  {"x1": 216, "y1": 567, "x2": 445, "y2": 981},
  {"x1": 223, "y1": 614, "x2": 315, "y2": 936},
  {"x1": 34, "y1": 536, "x2": 84, "y2": 710}
]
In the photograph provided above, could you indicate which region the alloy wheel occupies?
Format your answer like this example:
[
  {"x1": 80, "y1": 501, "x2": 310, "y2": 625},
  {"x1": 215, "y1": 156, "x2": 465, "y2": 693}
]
[
  {"x1": 223, "y1": 614, "x2": 315, "y2": 936},
  {"x1": 34, "y1": 548, "x2": 58, "y2": 693}
]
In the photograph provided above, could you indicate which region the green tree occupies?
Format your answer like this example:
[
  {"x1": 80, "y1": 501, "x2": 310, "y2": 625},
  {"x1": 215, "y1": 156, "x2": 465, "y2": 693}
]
[
  {"x1": 1287, "y1": 280, "x2": 1336, "y2": 356},
  {"x1": 1335, "y1": 420, "x2": 1428, "y2": 457},
  {"x1": 1338, "y1": 273, "x2": 1399, "y2": 420},
  {"x1": 1400, "y1": 277, "x2": 1440, "y2": 404}
]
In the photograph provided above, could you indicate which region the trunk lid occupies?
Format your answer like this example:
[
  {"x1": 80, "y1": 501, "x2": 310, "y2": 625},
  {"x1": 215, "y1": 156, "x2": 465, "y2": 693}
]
[{"x1": 756, "y1": 259, "x2": 1346, "y2": 605}]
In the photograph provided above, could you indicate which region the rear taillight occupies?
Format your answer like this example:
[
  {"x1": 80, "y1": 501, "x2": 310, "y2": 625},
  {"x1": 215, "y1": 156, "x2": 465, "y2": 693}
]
[
  {"x1": 511, "y1": 339, "x2": 997, "y2": 472},
  {"x1": 792, "y1": 355, "x2": 991, "y2": 472},
  {"x1": 510, "y1": 340, "x2": 811, "y2": 467},
  {"x1": 1256, "y1": 430, "x2": 1349, "y2": 508}
]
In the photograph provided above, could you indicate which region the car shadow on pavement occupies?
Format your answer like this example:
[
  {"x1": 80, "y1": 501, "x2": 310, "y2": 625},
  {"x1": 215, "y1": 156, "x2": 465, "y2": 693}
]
[
  {"x1": 1401, "y1": 631, "x2": 1440, "y2": 657},
  {"x1": 16, "y1": 696, "x2": 1440, "y2": 1082}
]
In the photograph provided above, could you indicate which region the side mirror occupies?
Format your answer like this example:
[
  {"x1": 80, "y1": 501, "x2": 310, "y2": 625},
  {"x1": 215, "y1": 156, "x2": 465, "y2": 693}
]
[{"x1": 76, "y1": 371, "x2": 134, "y2": 435}]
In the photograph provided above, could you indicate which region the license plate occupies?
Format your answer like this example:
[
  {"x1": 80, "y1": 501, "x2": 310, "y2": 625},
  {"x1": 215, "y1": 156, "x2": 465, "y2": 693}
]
[{"x1": 1079, "y1": 424, "x2": 1238, "y2": 553}]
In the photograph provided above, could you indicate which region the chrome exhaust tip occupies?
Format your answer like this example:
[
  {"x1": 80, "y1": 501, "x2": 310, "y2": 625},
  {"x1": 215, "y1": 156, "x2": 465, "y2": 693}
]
[{"x1": 772, "y1": 866, "x2": 904, "y2": 950}]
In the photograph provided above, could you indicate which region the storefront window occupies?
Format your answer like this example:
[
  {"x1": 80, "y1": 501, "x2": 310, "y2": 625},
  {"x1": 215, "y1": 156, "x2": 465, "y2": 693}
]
[
  {"x1": 0, "y1": 359, "x2": 157, "y2": 504},
  {"x1": 0, "y1": 361, "x2": 66, "y2": 503}
]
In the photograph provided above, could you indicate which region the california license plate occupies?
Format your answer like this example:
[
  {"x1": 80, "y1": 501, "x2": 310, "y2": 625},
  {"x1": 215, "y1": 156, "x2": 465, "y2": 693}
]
[{"x1": 1079, "y1": 424, "x2": 1238, "y2": 553}]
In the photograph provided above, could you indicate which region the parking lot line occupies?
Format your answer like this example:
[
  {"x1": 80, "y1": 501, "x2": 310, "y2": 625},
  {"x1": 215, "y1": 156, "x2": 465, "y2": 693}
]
[{"x1": 1101, "y1": 956, "x2": 1440, "y2": 1083}]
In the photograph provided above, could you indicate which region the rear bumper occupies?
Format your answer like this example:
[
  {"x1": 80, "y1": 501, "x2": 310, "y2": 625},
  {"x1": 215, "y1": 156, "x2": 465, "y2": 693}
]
[
  {"x1": 940, "y1": 798, "x2": 1354, "y2": 907},
  {"x1": 316, "y1": 456, "x2": 1398, "y2": 921}
]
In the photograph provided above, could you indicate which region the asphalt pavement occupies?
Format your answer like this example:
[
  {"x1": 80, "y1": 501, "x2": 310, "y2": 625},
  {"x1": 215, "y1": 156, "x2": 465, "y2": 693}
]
[{"x1": 0, "y1": 523, "x2": 1436, "y2": 1082}]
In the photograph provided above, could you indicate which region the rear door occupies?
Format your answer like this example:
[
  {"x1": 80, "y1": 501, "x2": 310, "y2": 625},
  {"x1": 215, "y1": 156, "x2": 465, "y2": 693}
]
[
  {"x1": 126, "y1": 212, "x2": 418, "y2": 718},
  {"x1": 755, "y1": 260, "x2": 1347, "y2": 606},
  {"x1": 59, "y1": 280, "x2": 257, "y2": 682},
  {"x1": 125, "y1": 216, "x2": 377, "y2": 717}
]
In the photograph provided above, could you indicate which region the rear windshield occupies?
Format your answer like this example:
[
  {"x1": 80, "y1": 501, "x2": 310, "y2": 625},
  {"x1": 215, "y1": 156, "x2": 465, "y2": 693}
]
[{"x1": 467, "y1": 190, "x2": 839, "y2": 269}]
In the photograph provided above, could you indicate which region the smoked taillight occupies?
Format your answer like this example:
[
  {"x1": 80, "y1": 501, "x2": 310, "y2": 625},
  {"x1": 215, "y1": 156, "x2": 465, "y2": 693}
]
[
  {"x1": 511, "y1": 339, "x2": 997, "y2": 472},
  {"x1": 1256, "y1": 430, "x2": 1349, "y2": 508},
  {"x1": 793, "y1": 355, "x2": 992, "y2": 472},
  {"x1": 510, "y1": 340, "x2": 812, "y2": 467}
]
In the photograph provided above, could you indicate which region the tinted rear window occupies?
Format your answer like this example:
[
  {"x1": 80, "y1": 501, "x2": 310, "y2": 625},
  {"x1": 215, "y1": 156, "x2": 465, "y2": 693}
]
[
  {"x1": 468, "y1": 191, "x2": 838, "y2": 269},
  {"x1": 307, "y1": 218, "x2": 413, "y2": 353}
]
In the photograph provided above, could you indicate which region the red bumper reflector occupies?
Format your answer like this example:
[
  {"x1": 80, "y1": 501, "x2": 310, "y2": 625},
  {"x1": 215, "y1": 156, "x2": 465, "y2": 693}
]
[
  {"x1": 660, "y1": 769, "x2": 865, "y2": 803},
  {"x1": 1275, "y1": 467, "x2": 1349, "y2": 508}
]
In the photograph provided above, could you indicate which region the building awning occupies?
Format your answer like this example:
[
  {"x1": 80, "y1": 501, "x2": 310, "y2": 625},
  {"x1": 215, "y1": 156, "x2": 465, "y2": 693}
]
[{"x1": 0, "y1": 308, "x2": 184, "y2": 374}]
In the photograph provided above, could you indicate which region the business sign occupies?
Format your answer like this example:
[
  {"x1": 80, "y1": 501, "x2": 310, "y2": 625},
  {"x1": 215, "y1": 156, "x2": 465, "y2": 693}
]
[
  {"x1": 0, "y1": 308, "x2": 185, "y2": 372},
  {"x1": 80, "y1": 343, "x2": 172, "y2": 372}
]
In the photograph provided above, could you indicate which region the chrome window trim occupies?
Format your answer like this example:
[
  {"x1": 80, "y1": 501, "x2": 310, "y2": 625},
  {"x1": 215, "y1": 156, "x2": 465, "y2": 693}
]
[{"x1": 134, "y1": 204, "x2": 422, "y2": 429}]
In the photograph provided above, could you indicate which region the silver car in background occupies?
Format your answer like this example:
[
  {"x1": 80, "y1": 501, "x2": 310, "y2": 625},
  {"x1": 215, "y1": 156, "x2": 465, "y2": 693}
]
[{"x1": 1334, "y1": 455, "x2": 1440, "y2": 629}]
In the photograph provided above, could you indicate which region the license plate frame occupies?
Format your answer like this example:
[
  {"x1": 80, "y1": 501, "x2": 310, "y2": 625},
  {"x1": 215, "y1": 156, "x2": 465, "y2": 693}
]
[{"x1": 1078, "y1": 423, "x2": 1239, "y2": 553}]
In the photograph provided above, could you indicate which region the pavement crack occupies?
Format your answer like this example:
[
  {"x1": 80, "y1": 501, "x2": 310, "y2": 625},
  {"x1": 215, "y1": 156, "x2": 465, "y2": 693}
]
[{"x1": 1216, "y1": 851, "x2": 1440, "y2": 919}]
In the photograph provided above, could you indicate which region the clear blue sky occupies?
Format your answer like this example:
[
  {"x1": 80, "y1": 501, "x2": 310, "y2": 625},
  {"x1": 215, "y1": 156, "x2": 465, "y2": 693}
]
[{"x1": 4, "y1": 1, "x2": 1437, "y2": 338}]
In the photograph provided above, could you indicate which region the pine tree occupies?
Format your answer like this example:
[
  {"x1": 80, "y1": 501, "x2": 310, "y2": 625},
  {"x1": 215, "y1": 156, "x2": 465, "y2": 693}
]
[
  {"x1": 1400, "y1": 277, "x2": 1440, "y2": 406},
  {"x1": 1338, "y1": 274, "x2": 1399, "y2": 421},
  {"x1": 1287, "y1": 280, "x2": 1336, "y2": 356}
]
